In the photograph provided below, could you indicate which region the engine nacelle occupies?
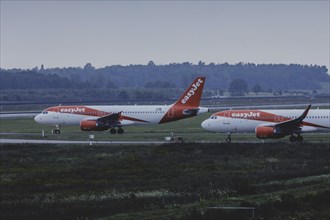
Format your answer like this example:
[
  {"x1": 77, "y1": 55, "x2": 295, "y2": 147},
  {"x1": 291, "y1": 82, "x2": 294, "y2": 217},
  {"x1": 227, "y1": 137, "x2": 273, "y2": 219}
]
[
  {"x1": 197, "y1": 107, "x2": 209, "y2": 115},
  {"x1": 183, "y1": 109, "x2": 198, "y2": 116},
  {"x1": 255, "y1": 126, "x2": 284, "y2": 139},
  {"x1": 80, "y1": 120, "x2": 108, "y2": 131},
  {"x1": 182, "y1": 107, "x2": 209, "y2": 116}
]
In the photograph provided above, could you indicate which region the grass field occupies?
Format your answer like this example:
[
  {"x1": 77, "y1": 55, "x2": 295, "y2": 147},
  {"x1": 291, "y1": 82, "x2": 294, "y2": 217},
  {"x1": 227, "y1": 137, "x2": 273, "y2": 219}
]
[
  {"x1": 1, "y1": 114, "x2": 330, "y2": 219},
  {"x1": 1, "y1": 114, "x2": 330, "y2": 143},
  {"x1": 1, "y1": 142, "x2": 330, "y2": 219}
]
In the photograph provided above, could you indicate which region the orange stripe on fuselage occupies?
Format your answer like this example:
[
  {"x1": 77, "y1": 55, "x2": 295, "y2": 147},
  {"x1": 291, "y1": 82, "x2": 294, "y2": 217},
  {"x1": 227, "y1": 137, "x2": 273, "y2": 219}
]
[
  {"x1": 301, "y1": 121, "x2": 329, "y2": 129},
  {"x1": 214, "y1": 110, "x2": 291, "y2": 123},
  {"x1": 46, "y1": 106, "x2": 150, "y2": 123},
  {"x1": 46, "y1": 106, "x2": 110, "y2": 117},
  {"x1": 214, "y1": 110, "x2": 329, "y2": 129},
  {"x1": 120, "y1": 115, "x2": 149, "y2": 123}
]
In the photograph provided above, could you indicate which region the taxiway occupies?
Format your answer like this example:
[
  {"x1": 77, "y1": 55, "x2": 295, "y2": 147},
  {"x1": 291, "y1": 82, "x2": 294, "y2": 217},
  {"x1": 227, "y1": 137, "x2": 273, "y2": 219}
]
[{"x1": 0, "y1": 138, "x2": 165, "y2": 145}]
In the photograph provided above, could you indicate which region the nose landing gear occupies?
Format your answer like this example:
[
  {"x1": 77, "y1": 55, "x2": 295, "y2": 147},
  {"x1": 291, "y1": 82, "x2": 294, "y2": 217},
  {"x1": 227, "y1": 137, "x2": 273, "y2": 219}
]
[
  {"x1": 289, "y1": 134, "x2": 303, "y2": 143},
  {"x1": 52, "y1": 125, "x2": 61, "y2": 134},
  {"x1": 225, "y1": 132, "x2": 232, "y2": 143}
]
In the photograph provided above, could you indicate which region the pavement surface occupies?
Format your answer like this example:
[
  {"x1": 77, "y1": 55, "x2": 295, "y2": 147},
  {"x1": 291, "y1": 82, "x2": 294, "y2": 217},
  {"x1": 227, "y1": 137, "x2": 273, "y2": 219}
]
[{"x1": 0, "y1": 138, "x2": 165, "y2": 145}]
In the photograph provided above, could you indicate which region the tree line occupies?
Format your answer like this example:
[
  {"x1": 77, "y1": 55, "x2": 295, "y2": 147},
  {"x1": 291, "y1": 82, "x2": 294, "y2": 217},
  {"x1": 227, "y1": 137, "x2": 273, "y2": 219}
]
[{"x1": 0, "y1": 62, "x2": 329, "y2": 102}]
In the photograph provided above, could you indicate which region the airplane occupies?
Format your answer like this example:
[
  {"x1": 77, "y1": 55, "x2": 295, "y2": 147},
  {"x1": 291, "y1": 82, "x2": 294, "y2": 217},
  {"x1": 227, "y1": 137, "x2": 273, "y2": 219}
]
[
  {"x1": 201, "y1": 105, "x2": 330, "y2": 142},
  {"x1": 34, "y1": 76, "x2": 209, "y2": 134}
]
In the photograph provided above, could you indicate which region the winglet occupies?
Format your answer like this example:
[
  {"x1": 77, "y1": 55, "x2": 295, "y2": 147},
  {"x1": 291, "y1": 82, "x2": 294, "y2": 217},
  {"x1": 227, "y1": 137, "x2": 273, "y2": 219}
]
[{"x1": 297, "y1": 104, "x2": 311, "y2": 122}]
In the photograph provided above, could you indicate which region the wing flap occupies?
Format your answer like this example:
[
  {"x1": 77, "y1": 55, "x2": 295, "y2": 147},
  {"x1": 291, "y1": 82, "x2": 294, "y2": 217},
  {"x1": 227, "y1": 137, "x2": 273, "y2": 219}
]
[{"x1": 97, "y1": 112, "x2": 122, "y2": 127}]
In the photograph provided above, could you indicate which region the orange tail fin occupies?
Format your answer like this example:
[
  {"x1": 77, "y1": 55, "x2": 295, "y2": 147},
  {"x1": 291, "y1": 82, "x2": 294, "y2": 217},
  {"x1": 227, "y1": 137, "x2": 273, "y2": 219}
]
[
  {"x1": 173, "y1": 76, "x2": 206, "y2": 108},
  {"x1": 159, "y1": 76, "x2": 206, "y2": 124}
]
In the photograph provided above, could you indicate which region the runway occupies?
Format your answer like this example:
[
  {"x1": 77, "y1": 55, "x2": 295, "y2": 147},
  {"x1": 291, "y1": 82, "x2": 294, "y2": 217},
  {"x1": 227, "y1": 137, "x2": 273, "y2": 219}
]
[
  {"x1": 1, "y1": 137, "x2": 328, "y2": 145},
  {"x1": 0, "y1": 112, "x2": 38, "y2": 118},
  {"x1": 0, "y1": 138, "x2": 165, "y2": 145}
]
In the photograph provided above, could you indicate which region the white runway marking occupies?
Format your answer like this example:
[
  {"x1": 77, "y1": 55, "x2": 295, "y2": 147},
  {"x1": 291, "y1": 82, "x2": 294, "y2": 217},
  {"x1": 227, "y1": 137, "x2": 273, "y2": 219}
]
[{"x1": 0, "y1": 138, "x2": 165, "y2": 145}]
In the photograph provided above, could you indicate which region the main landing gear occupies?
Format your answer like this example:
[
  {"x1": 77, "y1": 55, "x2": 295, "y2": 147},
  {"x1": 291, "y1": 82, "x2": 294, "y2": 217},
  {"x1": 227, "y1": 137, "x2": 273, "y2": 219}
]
[
  {"x1": 289, "y1": 134, "x2": 303, "y2": 143},
  {"x1": 52, "y1": 125, "x2": 61, "y2": 134},
  {"x1": 225, "y1": 132, "x2": 232, "y2": 143},
  {"x1": 110, "y1": 127, "x2": 124, "y2": 134}
]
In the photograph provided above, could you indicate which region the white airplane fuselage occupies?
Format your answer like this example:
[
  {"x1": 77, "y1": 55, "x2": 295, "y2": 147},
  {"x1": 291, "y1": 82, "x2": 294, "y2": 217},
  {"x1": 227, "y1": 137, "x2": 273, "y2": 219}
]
[
  {"x1": 34, "y1": 76, "x2": 209, "y2": 134},
  {"x1": 202, "y1": 109, "x2": 330, "y2": 134},
  {"x1": 36, "y1": 105, "x2": 209, "y2": 126}
]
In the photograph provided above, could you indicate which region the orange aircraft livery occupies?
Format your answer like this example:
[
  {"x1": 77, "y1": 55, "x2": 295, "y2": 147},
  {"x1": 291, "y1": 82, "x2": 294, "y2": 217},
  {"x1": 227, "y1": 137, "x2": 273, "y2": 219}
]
[
  {"x1": 34, "y1": 77, "x2": 209, "y2": 134},
  {"x1": 201, "y1": 105, "x2": 330, "y2": 142}
]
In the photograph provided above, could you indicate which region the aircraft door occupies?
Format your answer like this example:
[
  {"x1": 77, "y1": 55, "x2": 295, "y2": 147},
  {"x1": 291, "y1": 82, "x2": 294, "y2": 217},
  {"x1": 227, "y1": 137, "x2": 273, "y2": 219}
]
[
  {"x1": 223, "y1": 112, "x2": 230, "y2": 124},
  {"x1": 53, "y1": 107, "x2": 59, "y2": 119},
  {"x1": 168, "y1": 107, "x2": 174, "y2": 118}
]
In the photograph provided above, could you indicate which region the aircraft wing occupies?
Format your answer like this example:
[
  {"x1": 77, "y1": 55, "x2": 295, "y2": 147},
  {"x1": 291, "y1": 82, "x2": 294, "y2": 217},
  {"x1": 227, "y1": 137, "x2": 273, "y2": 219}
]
[
  {"x1": 273, "y1": 105, "x2": 311, "y2": 133},
  {"x1": 97, "y1": 112, "x2": 122, "y2": 126}
]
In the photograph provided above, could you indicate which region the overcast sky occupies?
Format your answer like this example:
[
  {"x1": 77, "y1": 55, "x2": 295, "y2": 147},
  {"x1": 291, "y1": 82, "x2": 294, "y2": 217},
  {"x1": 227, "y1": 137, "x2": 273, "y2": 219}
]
[{"x1": 1, "y1": 1, "x2": 329, "y2": 69}]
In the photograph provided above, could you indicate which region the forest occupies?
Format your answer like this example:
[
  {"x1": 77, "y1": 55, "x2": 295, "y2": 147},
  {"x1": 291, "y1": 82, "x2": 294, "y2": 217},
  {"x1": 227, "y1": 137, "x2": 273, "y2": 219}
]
[
  {"x1": 1, "y1": 62, "x2": 329, "y2": 102},
  {"x1": 2, "y1": 62, "x2": 329, "y2": 90}
]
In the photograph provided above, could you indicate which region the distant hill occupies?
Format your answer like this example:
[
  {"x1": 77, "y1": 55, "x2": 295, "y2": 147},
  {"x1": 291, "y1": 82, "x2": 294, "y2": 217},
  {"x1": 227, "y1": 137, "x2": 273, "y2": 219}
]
[
  {"x1": 1, "y1": 62, "x2": 329, "y2": 92},
  {"x1": 0, "y1": 70, "x2": 91, "y2": 90}
]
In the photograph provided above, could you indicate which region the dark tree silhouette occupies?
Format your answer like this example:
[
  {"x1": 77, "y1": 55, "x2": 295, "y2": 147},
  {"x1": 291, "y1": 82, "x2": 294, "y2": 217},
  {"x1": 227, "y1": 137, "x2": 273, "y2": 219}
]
[
  {"x1": 229, "y1": 79, "x2": 248, "y2": 96},
  {"x1": 251, "y1": 84, "x2": 262, "y2": 95}
]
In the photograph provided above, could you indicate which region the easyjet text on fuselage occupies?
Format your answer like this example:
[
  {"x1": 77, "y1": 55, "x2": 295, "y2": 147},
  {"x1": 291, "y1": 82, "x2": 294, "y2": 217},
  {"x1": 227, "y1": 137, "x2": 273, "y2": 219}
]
[{"x1": 231, "y1": 112, "x2": 261, "y2": 118}]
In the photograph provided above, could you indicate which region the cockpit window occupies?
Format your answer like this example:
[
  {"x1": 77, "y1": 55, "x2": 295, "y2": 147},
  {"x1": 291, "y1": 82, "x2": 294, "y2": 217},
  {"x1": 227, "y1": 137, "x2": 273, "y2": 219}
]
[
  {"x1": 210, "y1": 116, "x2": 217, "y2": 119},
  {"x1": 42, "y1": 111, "x2": 48, "y2": 114}
]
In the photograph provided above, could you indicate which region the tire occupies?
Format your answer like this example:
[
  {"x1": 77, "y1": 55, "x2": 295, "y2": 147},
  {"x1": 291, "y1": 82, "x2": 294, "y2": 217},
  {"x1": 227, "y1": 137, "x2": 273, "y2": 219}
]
[
  {"x1": 297, "y1": 135, "x2": 303, "y2": 142},
  {"x1": 117, "y1": 128, "x2": 124, "y2": 134},
  {"x1": 52, "y1": 129, "x2": 60, "y2": 134},
  {"x1": 110, "y1": 128, "x2": 117, "y2": 134},
  {"x1": 289, "y1": 135, "x2": 296, "y2": 143}
]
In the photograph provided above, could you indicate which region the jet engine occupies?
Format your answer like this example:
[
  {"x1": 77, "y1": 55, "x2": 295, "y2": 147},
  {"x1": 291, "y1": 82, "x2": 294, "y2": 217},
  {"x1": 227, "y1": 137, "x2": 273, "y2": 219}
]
[
  {"x1": 255, "y1": 126, "x2": 285, "y2": 139},
  {"x1": 183, "y1": 109, "x2": 198, "y2": 116},
  {"x1": 183, "y1": 107, "x2": 209, "y2": 116},
  {"x1": 80, "y1": 120, "x2": 108, "y2": 131}
]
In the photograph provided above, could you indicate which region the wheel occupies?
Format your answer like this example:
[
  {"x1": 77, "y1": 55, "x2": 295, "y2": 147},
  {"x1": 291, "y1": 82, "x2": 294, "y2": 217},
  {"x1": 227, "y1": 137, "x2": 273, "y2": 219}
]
[
  {"x1": 52, "y1": 129, "x2": 61, "y2": 134},
  {"x1": 110, "y1": 128, "x2": 117, "y2": 134},
  {"x1": 225, "y1": 137, "x2": 231, "y2": 143},
  {"x1": 117, "y1": 128, "x2": 124, "y2": 134},
  {"x1": 289, "y1": 135, "x2": 296, "y2": 143},
  {"x1": 297, "y1": 135, "x2": 303, "y2": 142}
]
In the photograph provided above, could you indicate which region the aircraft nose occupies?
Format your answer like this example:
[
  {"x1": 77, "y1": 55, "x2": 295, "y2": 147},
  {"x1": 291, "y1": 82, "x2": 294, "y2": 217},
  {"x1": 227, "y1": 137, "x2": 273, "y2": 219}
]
[
  {"x1": 34, "y1": 114, "x2": 41, "y2": 123},
  {"x1": 201, "y1": 119, "x2": 210, "y2": 130},
  {"x1": 202, "y1": 119, "x2": 218, "y2": 132}
]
